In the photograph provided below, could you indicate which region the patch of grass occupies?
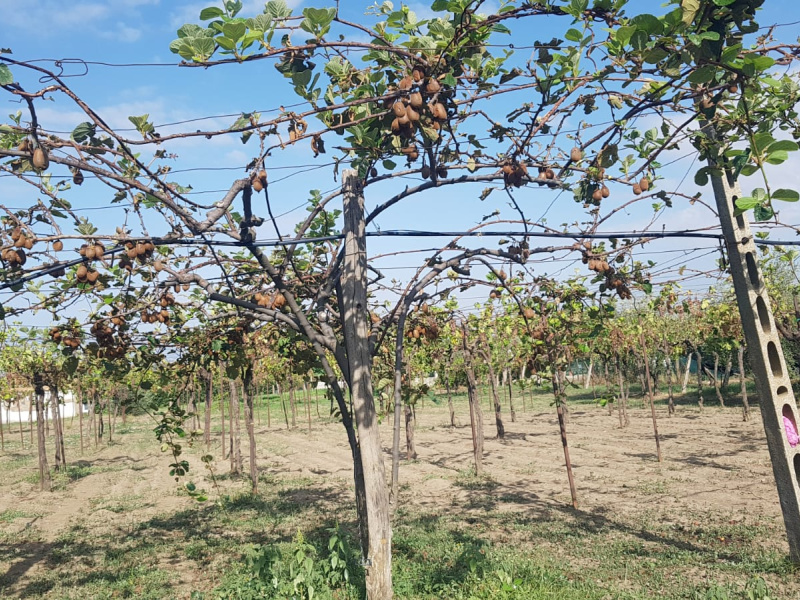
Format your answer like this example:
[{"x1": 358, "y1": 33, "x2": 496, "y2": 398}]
[
  {"x1": 0, "y1": 509, "x2": 39, "y2": 523},
  {"x1": 454, "y1": 468, "x2": 498, "y2": 491}
]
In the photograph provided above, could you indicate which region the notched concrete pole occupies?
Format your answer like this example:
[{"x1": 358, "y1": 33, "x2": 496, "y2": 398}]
[{"x1": 711, "y1": 163, "x2": 800, "y2": 562}]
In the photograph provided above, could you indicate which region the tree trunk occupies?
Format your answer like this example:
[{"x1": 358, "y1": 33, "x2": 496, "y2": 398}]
[
  {"x1": 711, "y1": 352, "x2": 725, "y2": 406},
  {"x1": 681, "y1": 353, "x2": 692, "y2": 393},
  {"x1": 722, "y1": 356, "x2": 733, "y2": 388},
  {"x1": 243, "y1": 368, "x2": 258, "y2": 493},
  {"x1": 33, "y1": 378, "x2": 51, "y2": 492},
  {"x1": 462, "y1": 344, "x2": 484, "y2": 476},
  {"x1": 220, "y1": 377, "x2": 227, "y2": 460},
  {"x1": 204, "y1": 371, "x2": 212, "y2": 450},
  {"x1": 663, "y1": 344, "x2": 675, "y2": 416},
  {"x1": 228, "y1": 380, "x2": 242, "y2": 475},
  {"x1": 584, "y1": 358, "x2": 593, "y2": 389},
  {"x1": 640, "y1": 334, "x2": 662, "y2": 462},
  {"x1": 552, "y1": 370, "x2": 578, "y2": 509},
  {"x1": 738, "y1": 345, "x2": 750, "y2": 422},
  {"x1": 445, "y1": 369, "x2": 455, "y2": 427},
  {"x1": 17, "y1": 398, "x2": 24, "y2": 448},
  {"x1": 340, "y1": 170, "x2": 392, "y2": 599},
  {"x1": 289, "y1": 385, "x2": 298, "y2": 428},
  {"x1": 695, "y1": 350, "x2": 704, "y2": 409},
  {"x1": 404, "y1": 404, "x2": 417, "y2": 460},
  {"x1": 305, "y1": 382, "x2": 312, "y2": 434},
  {"x1": 505, "y1": 368, "x2": 516, "y2": 423},
  {"x1": 487, "y1": 362, "x2": 505, "y2": 439},
  {"x1": 616, "y1": 355, "x2": 629, "y2": 427}
]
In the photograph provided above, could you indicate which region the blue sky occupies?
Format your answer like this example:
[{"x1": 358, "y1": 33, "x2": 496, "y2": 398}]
[{"x1": 2, "y1": 0, "x2": 800, "y2": 326}]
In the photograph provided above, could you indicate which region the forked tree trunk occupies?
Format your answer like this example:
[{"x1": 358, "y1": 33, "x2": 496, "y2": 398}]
[{"x1": 738, "y1": 345, "x2": 750, "y2": 421}]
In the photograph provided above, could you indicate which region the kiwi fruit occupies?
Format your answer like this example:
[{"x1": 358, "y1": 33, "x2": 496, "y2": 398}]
[
  {"x1": 398, "y1": 75, "x2": 413, "y2": 91},
  {"x1": 437, "y1": 165, "x2": 448, "y2": 179},
  {"x1": 392, "y1": 102, "x2": 407, "y2": 118},
  {"x1": 73, "y1": 170, "x2": 84, "y2": 186},
  {"x1": 412, "y1": 66, "x2": 425, "y2": 82},
  {"x1": 421, "y1": 165, "x2": 431, "y2": 179},
  {"x1": 544, "y1": 168, "x2": 555, "y2": 180},
  {"x1": 570, "y1": 147, "x2": 582, "y2": 162},
  {"x1": 592, "y1": 188, "x2": 603, "y2": 202},
  {"x1": 23, "y1": 237, "x2": 34, "y2": 250},
  {"x1": 76, "y1": 264, "x2": 88, "y2": 280},
  {"x1": 32, "y1": 148, "x2": 49, "y2": 171},
  {"x1": 391, "y1": 118, "x2": 402, "y2": 134},
  {"x1": 252, "y1": 178, "x2": 264, "y2": 192},
  {"x1": 409, "y1": 92, "x2": 423, "y2": 109},
  {"x1": 52, "y1": 240, "x2": 64, "y2": 252},
  {"x1": 632, "y1": 184, "x2": 642, "y2": 195},
  {"x1": 86, "y1": 270, "x2": 99, "y2": 284},
  {"x1": 426, "y1": 78, "x2": 441, "y2": 94},
  {"x1": 431, "y1": 102, "x2": 447, "y2": 120},
  {"x1": 18, "y1": 139, "x2": 30, "y2": 153},
  {"x1": 639, "y1": 177, "x2": 650, "y2": 191},
  {"x1": 406, "y1": 106, "x2": 420, "y2": 122}
]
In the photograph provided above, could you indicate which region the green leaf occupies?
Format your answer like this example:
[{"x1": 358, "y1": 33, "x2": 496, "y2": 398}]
[
  {"x1": 71, "y1": 122, "x2": 96, "y2": 143},
  {"x1": 735, "y1": 196, "x2": 761, "y2": 211},
  {"x1": 765, "y1": 150, "x2": 789, "y2": 165},
  {"x1": 772, "y1": 189, "x2": 799, "y2": 202},
  {"x1": 681, "y1": 0, "x2": 700, "y2": 25},
  {"x1": 0, "y1": 64, "x2": 13, "y2": 85},
  {"x1": 382, "y1": 159, "x2": 396, "y2": 170},
  {"x1": 688, "y1": 65, "x2": 717, "y2": 85},
  {"x1": 222, "y1": 22, "x2": 246, "y2": 42},
  {"x1": 766, "y1": 140, "x2": 798, "y2": 153},
  {"x1": 565, "y1": 28, "x2": 582, "y2": 42},
  {"x1": 64, "y1": 355, "x2": 79, "y2": 375},
  {"x1": 199, "y1": 6, "x2": 224, "y2": 20},
  {"x1": 216, "y1": 37, "x2": 236, "y2": 51}
]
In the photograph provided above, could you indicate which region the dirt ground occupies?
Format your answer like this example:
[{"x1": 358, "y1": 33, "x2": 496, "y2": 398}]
[{"x1": 0, "y1": 392, "x2": 794, "y2": 598}]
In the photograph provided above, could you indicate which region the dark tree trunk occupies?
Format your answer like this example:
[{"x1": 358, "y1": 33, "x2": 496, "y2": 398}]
[
  {"x1": 487, "y1": 363, "x2": 505, "y2": 439},
  {"x1": 33, "y1": 377, "x2": 51, "y2": 492},
  {"x1": 640, "y1": 334, "x2": 662, "y2": 462},
  {"x1": 505, "y1": 368, "x2": 517, "y2": 423},
  {"x1": 695, "y1": 350, "x2": 704, "y2": 409},
  {"x1": 553, "y1": 370, "x2": 578, "y2": 509},
  {"x1": 404, "y1": 404, "x2": 417, "y2": 460},
  {"x1": 228, "y1": 380, "x2": 242, "y2": 475},
  {"x1": 203, "y1": 371, "x2": 212, "y2": 450},
  {"x1": 445, "y1": 370, "x2": 455, "y2": 428},
  {"x1": 243, "y1": 368, "x2": 258, "y2": 493},
  {"x1": 461, "y1": 330, "x2": 484, "y2": 476}
]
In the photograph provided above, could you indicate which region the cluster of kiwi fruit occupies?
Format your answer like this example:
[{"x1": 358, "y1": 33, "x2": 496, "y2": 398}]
[
  {"x1": 388, "y1": 65, "x2": 449, "y2": 160},
  {"x1": 631, "y1": 176, "x2": 650, "y2": 196},
  {"x1": 502, "y1": 161, "x2": 529, "y2": 188},
  {"x1": 507, "y1": 242, "x2": 530, "y2": 261},
  {"x1": 89, "y1": 317, "x2": 129, "y2": 359},
  {"x1": 79, "y1": 241, "x2": 106, "y2": 260},
  {"x1": 253, "y1": 290, "x2": 286, "y2": 310},
  {"x1": 536, "y1": 165, "x2": 557, "y2": 181},
  {"x1": 577, "y1": 242, "x2": 612, "y2": 274},
  {"x1": 76, "y1": 263, "x2": 101, "y2": 286},
  {"x1": 18, "y1": 138, "x2": 49, "y2": 171},
  {"x1": 118, "y1": 239, "x2": 155, "y2": 273},
  {"x1": 49, "y1": 326, "x2": 81, "y2": 348},
  {"x1": 251, "y1": 169, "x2": 268, "y2": 193},
  {"x1": 142, "y1": 294, "x2": 174, "y2": 324}
]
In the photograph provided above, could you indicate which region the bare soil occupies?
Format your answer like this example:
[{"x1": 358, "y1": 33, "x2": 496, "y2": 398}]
[{"x1": 0, "y1": 392, "x2": 794, "y2": 598}]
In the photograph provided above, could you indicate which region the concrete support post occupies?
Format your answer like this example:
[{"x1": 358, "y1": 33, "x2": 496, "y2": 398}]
[{"x1": 711, "y1": 166, "x2": 800, "y2": 561}]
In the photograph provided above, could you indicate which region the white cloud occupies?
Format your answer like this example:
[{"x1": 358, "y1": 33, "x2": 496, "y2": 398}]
[{"x1": 5, "y1": 1, "x2": 110, "y2": 31}]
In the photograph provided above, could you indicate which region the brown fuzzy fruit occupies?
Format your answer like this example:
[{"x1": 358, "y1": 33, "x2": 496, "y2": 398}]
[
  {"x1": 252, "y1": 178, "x2": 264, "y2": 192},
  {"x1": 409, "y1": 92, "x2": 423, "y2": 109},
  {"x1": 426, "y1": 78, "x2": 441, "y2": 94},
  {"x1": 421, "y1": 165, "x2": 431, "y2": 179},
  {"x1": 73, "y1": 170, "x2": 84, "y2": 186},
  {"x1": 592, "y1": 188, "x2": 603, "y2": 202},
  {"x1": 632, "y1": 184, "x2": 642, "y2": 195},
  {"x1": 430, "y1": 102, "x2": 447, "y2": 120},
  {"x1": 23, "y1": 237, "x2": 34, "y2": 250},
  {"x1": 32, "y1": 148, "x2": 49, "y2": 170},
  {"x1": 437, "y1": 166, "x2": 448, "y2": 179},
  {"x1": 412, "y1": 66, "x2": 425, "y2": 82},
  {"x1": 398, "y1": 75, "x2": 414, "y2": 91},
  {"x1": 601, "y1": 185, "x2": 610, "y2": 198},
  {"x1": 85, "y1": 245, "x2": 97, "y2": 260},
  {"x1": 392, "y1": 102, "x2": 407, "y2": 118},
  {"x1": 86, "y1": 270, "x2": 99, "y2": 284},
  {"x1": 570, "y1": 147, "x2": 582, "y2": 162},
  {"x1": 545, "y1": 168, "x2": 555, "y2": 180},
  {"x1": 639, "y1": 177, "x2": 650, "y2": 191},
  {"x1": 76, "y1": 264, "x2": 88, "y2": 280},
  {"x1": 390, "y1": 118, "x2": 402, "y2": 134},
  {"x1": 52, "y1": 240, "x2": 64, "y2": 252}
]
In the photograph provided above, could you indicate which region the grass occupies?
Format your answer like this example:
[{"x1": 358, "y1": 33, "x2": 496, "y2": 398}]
[{"x1": 0, "y1": 380, "x2": 795, "y2": 599}]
